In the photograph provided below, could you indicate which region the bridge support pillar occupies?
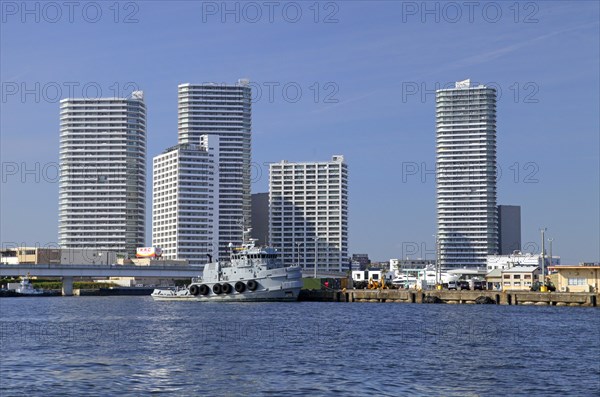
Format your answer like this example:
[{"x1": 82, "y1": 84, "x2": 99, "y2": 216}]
[{"x1": 62, "y1": 276, "x2": 74, "y2": 296}]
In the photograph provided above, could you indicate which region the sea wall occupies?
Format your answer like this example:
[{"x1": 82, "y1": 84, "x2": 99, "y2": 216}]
[{"x1": 299, "y1": 289, "x2": 599, "y2": 307}]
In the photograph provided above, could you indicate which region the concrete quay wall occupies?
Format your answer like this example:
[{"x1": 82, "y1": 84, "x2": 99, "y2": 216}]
[{"x1": 299, "y1": 289, "x2": 599, "y2": 307}]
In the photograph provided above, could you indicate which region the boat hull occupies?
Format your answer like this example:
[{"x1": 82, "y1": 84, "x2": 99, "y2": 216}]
[
  {"x1": 152, "y1": 267, "x2": 304, "y2": 302},
  {"x1": 152, "y1": 287, "x2": 301, "y2": 302}
]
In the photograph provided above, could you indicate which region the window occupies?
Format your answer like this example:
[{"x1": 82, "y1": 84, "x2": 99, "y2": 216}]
[{"x1": 568, "y1": 278, "x2": 586, "y2": 286}]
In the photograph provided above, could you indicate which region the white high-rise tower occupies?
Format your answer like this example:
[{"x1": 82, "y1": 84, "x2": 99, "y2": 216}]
[
  {"x1": 178, "y1": 80, "x2": 251, "y2": 260},
  {"x1": 269, "y1": 155, "x2": 349, "y2": 272},
  {"x1": 59, "y1": 92, "x2": 146, "y2": 256},
  {"x1": 436, "y1": 79, "x2": 498, "y2": 268},
  {"x1": 152, "y1": 135, "x2": 220, "y2": 265}
]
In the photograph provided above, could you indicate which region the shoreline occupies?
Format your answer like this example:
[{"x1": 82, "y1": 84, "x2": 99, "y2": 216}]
[
  {"x1": 299, "y1": 289, "x2": 600, "y2": 307},
  {"x1": 2, "y1": 288, "x2": 598, "y2": 307}
]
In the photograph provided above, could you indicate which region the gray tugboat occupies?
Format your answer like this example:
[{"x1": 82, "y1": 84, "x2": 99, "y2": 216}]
[{"x1": 152, "y1": 236, "x2": 303, "y2": 302}]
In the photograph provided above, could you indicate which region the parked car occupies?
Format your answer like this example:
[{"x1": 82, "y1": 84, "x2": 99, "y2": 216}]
[
  {"x1": 447, "y1": 281, "x2": 458, "y2": 290},
  {"x1": 473, "y1": 280, "x2": 484, "y2": 290},
  {"x1": 457, "y1": 280, "x2": 470, "y2": 290}
]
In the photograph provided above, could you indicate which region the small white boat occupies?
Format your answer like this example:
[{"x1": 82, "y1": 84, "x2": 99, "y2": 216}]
[
  {"x1": 16, "y1": 276, "x2": 44, "y2": 295},
  {"x1": 392, "y1": 266, "x2": 459, "y2": 289},
  {"x1": 391, "y1": 274, "x2": 418, "y2": 288},
  {"x1": 151, "y1": 287, "x2": 192, "y2": 301}
]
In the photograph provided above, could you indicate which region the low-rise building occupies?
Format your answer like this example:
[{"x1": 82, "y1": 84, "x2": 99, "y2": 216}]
[
  {"x1": 1, "y1": 247, "x2": 61, "y2": 264},
  {"x1": 61, "y1": 249, "x2": 120, "y2": 265},
  {"x1": 501, "y1": 266, "x2": 540, "y2": 291},
  {"x1": 550, "y1": 263, "x2": 600, "y2": 293},
  {"x1": 351, "y1": 269, "x2": 384, "y2": 283},
  {"x1": 1, "y1": 247, "x2": 127, "y2": 265},
  {"x1": 485, "y1": 268, "x2": 503, "y2": 290}
]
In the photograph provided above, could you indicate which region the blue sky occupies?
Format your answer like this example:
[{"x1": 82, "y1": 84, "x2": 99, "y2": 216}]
[{"x1": 1, "y1": 1, "x2": 598, "y2": 263}]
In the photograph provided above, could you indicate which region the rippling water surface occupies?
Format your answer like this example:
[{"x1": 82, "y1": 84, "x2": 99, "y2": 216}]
[{"x1": 1, "y1": 297, "x2": 599, "y2": 396}]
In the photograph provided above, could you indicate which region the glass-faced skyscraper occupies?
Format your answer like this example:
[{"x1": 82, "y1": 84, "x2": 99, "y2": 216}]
[
  {"x1": 178, "y1": 80, "x2": 252, "y2": 260},
  {"x1": 59, "y1": 92, "x2": 146, "y2": 256},
  {"x1": 436, "y1": 79, "x2": 498, "y2": 268}
]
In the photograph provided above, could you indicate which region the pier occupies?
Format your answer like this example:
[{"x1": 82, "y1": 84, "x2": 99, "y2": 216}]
[{"x1": 299, "y1": 289, "x2": 599, "y2": 307}]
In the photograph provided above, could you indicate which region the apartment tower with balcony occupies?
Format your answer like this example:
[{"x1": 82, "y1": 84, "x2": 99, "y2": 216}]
[
  {"x1": 152, "y1": 135, "x2": 220, "y2": 265},
  {"x1": 436, "y1": 80, "x2": 498, "y2": 268},
  {"x1": 177, "y1": 80, "x2": 252, "y2": 259},
  {"x1": 269, "y1": 155, "x2": 348, "y2": 272},
  {"x1": 59, "y1": 92, "x2": 146, "y2": 256}
]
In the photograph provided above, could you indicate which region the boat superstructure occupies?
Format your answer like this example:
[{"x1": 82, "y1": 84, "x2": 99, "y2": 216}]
[{"x1": 152, "y1": 239, "x2": 303, "y2": 302}]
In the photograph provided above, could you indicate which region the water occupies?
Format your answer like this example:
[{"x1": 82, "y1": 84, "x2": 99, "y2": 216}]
[{"x1": 1, "y1": 297, "x2": 599, "y2": 396}]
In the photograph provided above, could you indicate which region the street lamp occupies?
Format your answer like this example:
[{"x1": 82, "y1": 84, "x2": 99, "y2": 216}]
[
  {"x1": 99, "y1": 251, "x2": 109, "y2": 266},
  {"x1": 314, "y1": 237, "x2": 318, "y2": 278},
  {"x1": 548, "y1": 238, "x2": 554, "y2": 268},
  {"x1": 295, "y1": 242, "x2": 303, "y2": 267},
  {"x1": 433, "y1": 234, "x2": 440, "y2": 285},
  {"x1": 540, "y1": 228, "x2": 547, "y2": 285}
]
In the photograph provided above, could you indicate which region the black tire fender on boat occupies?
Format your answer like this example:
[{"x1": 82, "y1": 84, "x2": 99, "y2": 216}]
[
  {"x1": 199, "y1": 284, "x2": 209, "y2": 295},
  {"x1": 234, "y1": 281, "x2": 246, "y2": 293},
  {"x1": 222, "y1": 283, "x2": 232, "y2": 294},
  {"x1": 212, "y1": 283, "x2": 222, "y2": 295},
  {"x1": 247, "y1": 280, "x2": 258, "y2": 291},
  {"x1": 189, "y1": 285, "x2": 200, "y2": 296}
]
